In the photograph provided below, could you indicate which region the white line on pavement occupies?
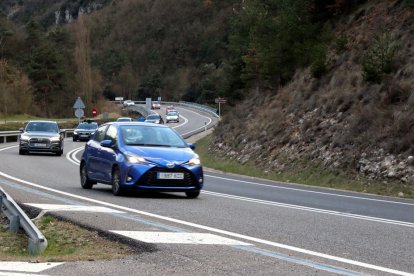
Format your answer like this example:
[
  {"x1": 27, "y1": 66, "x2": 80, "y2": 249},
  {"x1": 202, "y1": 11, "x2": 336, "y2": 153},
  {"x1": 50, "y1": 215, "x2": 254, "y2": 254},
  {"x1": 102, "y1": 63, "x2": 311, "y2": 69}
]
[
  {"x1": 0, "y1": 167, "x2": 411, "y2": 276},
  {"x1": 25, "y1": 203, "x2": 125, "y2": 213},
  {"x1": 0, "y1": 262, "x2": 63, "y2": 273},
  {"x1": 111, "y1": 231, "x2": 251, "y2": 245},
  {"x1": 65, "y1": 147, "x2": 414, "y2": 228},
  {"x1": 205, "y1": 174, "x2": 414, "y2": 207},
  {"x1": 202, "y1": 191, "x2": 414, "y2": 228}
]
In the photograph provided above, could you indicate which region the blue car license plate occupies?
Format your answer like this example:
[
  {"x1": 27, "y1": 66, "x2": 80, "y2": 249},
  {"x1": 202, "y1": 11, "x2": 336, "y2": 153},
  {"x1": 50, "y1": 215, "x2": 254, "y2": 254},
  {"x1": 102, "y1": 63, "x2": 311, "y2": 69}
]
[{"x1": 157, "y1": 172, "x2": 184, "y2": 180}]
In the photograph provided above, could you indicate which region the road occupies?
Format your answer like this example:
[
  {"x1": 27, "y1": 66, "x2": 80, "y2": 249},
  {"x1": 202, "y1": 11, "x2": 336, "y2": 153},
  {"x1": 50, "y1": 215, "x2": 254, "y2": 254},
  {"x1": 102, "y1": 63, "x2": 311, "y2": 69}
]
[{"x1": 0, "y1": 105, "x2": 413, "y2": 276}]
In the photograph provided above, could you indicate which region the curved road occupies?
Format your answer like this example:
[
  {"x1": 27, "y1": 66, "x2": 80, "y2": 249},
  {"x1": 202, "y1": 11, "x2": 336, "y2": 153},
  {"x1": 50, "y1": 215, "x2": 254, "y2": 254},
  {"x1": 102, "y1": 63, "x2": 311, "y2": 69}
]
[{"x1": 0, "y1": 105, "x2": 413, "y2": 275}]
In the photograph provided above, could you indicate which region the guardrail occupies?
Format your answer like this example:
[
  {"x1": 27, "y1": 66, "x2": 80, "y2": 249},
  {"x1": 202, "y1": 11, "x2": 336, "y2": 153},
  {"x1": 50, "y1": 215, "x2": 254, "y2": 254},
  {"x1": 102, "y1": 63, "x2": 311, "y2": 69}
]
[
  {"x1": 0, "y1": 129, "x2": 75, "y2": 144},
  {"x1": 0, "y1": 101, "x2": 218, "y2": 143},
  {"x1": 0, "y1": 187, "x2": 48, "y2": 255}
]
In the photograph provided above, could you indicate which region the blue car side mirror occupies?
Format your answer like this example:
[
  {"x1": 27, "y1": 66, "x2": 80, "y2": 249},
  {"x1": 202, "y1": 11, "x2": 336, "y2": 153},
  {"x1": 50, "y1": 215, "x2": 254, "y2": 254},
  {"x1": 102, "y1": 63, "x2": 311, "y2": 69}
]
[
  {"x1": 187, "y1": 143, "x2": 196, "y2": 150},
  {"x1": 101, "y1": 140, "x2": 114, "y2": 148}
]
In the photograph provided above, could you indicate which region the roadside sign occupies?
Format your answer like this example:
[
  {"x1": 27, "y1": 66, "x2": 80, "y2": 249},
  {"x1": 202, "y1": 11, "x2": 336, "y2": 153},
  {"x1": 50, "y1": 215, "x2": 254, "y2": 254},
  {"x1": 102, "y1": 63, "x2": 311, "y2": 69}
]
[
  {"x1": 157, "y1": 96, "x2": 162, "y2": 102},
  {"x1": 215, "y1": 97, "x2": 227, "y2": 104},
  {"x1": 102, "y1": 112, "x2": 109, "y2": 120},
  {"x1": 115, "y1": 97, "x2": 124, "y2": 101},
  {"x1": 73, "y1": 97, "x2": 86, "y2": 109},
  {"x1": 92, "y1": 108, "x2": 97, "y2": 117},
  {"x1": 215, "y1": 97, "x2": 226, "y2": 117},
  {"x1": 74, "y1": 108, "x2": 84, "y2": 118}
]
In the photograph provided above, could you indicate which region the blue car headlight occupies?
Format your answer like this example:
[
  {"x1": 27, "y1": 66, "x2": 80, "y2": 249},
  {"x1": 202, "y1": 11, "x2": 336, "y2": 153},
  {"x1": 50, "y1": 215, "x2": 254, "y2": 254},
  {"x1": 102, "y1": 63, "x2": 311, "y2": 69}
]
[
  {"x1": 188, "y1": 155, "x2": 201, "y2": 166},
  {"x1": 124, "y1": 152, "x2": 148, "y2": 164}
]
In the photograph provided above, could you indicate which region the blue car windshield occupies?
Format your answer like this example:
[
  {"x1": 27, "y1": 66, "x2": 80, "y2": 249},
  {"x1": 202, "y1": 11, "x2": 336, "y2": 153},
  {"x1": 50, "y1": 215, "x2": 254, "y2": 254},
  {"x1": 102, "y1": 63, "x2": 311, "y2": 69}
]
[
  {"x1": 120, "y1": 125, "x2": 187, "y2": 148},
  {"x1": 77, "y1": 123, "x2": 98, "y2": 130},
  {"x1": 26, "y1": 122, "x2": 59, "y2": 133}
]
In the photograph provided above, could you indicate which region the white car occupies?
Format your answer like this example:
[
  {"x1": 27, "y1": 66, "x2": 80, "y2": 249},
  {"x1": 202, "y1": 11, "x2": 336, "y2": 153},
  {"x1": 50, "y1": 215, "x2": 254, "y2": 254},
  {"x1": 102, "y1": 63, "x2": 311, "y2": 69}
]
[
  {"x1": 151, "y1": 101, "x2": 161, "y2": 109},
  {"x1": 123, "y1": 100, "x2": 135, "y2": 107},
  {"x1": 166, "y1": 111, "x2": 179, "y2": 123}
]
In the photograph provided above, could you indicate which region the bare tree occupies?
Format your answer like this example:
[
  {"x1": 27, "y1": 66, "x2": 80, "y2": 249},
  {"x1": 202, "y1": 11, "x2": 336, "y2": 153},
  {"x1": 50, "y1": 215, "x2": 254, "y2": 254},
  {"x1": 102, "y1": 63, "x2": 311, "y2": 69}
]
[{"x1": 74, "y1": 15, "x2": 93, "y2": 110}]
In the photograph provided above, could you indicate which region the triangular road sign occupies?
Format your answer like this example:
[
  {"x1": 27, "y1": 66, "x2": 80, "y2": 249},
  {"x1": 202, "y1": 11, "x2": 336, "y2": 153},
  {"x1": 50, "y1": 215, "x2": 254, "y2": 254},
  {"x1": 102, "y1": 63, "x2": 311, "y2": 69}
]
[{"x1": 73, "y1": 97, "x2": 86, "y2": 109}]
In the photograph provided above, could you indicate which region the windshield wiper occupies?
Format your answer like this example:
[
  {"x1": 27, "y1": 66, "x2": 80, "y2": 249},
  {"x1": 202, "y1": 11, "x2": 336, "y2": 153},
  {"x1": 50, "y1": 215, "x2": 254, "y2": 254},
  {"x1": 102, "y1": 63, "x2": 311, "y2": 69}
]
[{"x1": 128, "y1": 143, "x2": 172, "y2": 147}]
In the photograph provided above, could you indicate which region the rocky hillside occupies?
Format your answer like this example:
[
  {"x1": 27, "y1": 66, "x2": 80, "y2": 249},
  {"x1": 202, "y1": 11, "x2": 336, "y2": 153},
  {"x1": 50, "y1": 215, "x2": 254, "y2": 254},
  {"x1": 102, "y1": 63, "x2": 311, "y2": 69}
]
[
  {"x1": 0, "y1": 0, "x2": 109, "y2": 26},
  {"x1": 211, "y1": 1, "x2": 414, "y2": 186}
]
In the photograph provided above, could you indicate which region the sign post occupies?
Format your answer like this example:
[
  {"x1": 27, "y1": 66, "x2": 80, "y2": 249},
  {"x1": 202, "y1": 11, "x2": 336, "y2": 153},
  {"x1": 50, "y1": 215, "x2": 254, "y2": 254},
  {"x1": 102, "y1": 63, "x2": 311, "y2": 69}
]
[
  {"x1": 73, "y1": 97, "x2": 86, "y2": 123},
  {"x1": 214, "y1": 97, "x2": 227, "y2": 117}
]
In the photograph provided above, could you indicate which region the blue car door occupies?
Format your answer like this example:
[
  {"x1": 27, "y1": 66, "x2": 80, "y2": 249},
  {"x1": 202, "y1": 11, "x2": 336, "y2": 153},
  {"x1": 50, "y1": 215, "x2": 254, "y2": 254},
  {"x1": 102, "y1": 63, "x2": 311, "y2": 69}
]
[
  {"x1": 86, "y1": 125, "x2": 107, "y2": 180},
  {"x1": 99, "y1": 125, "x2": 118, "y2": 183}
]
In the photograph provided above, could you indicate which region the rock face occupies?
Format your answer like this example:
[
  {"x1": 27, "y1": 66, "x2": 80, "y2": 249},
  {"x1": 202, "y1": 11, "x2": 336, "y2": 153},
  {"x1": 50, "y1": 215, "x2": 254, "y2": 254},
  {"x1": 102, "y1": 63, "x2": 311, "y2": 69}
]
[
  {"x1": 1, "y1": 0, "x2": 109, "y2": 26},
  {"x1": 210, "y1": 1, "x2": 414, "y2": 186}
]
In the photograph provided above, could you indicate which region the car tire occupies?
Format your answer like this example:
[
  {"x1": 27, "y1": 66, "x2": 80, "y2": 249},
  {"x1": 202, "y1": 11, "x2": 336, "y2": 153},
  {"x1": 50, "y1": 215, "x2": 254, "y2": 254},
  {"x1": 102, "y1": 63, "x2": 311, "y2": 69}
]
[
  {"x1": 111, "y1": 167, "x2": 123, "y2": 196},
  {"x1": 185, "y1": 191, "x2": 200, "y2": 199},
  {"x1": 80, "y1": 162, "x2": 95, "y2": 189},
  {"x1": 19, "y1": 148, "x2": 26, "y2": 155},
  {"x1": 73, "y1": 137, "x2": 77, "y2": 142}
]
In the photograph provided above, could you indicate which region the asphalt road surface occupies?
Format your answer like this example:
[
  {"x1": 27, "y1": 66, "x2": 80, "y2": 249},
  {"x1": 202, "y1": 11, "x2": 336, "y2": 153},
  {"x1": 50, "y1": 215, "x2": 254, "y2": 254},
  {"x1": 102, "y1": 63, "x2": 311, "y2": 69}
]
[{"x1": 0, "y1": 105, "x2": 413, "y2": 276}]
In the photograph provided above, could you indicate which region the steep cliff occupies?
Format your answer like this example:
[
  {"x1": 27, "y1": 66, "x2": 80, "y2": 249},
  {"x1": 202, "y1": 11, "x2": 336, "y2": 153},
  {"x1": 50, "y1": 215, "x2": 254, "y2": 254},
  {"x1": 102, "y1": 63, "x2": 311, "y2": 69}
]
[{"x1": 211, "y1": 1, "x2": 414, "y2": 185}]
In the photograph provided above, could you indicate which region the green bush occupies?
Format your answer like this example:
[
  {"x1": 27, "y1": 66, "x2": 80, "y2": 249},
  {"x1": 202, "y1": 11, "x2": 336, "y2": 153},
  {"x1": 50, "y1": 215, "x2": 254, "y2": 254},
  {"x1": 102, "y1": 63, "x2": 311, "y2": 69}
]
[
  {"x1": 335, "y1": 35, "x2": 348, "y2": 53},
  {"x1": 311, "y1": 44, "x2": 328, "y2": 78},
  {"x1": 405, "y1": 0, "x2": 414, "y2": 8},
  {"x1": 362, "y1": 32, "x2": 397, "y2": 83}
]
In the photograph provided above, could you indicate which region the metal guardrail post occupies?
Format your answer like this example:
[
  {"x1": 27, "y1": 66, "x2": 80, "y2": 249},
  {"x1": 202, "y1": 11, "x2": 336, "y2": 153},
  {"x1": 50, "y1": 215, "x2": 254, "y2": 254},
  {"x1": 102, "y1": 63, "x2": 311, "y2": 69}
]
[{"x1": 0, "y1": 187, "x2": 48, "y2": 255}]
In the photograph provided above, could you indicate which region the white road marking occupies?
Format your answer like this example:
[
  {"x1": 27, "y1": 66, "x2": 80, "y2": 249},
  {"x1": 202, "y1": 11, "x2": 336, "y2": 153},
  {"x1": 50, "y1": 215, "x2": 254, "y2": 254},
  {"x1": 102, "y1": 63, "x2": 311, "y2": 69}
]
[
  {"x1": 0, "y1": 273, "x2": 48, "y2": 276},
  {"x1": 66, "y1": 146, "x2": 83, "y2": 165},
  {"x1": 0, "y1": 262, "x2": 63, "y2": 273},
  {"x1": 202, "y1": 191, "x2": 414, "y2": 228},
  {"x1": 111, "y1": 231, "x2": 252, "y2": 245},
  {"x1": 0, "y1": 168, "x2": 411, "y2": 276},
  {"x1": 206, "y1": 174, "x2": 414, "y2": 207},
  {"x1": 179, "y1": 108, "x2": 213, "y2": 136},
  {"x1": 172, "y1": 114, "x2": 189, "y2": 129},
  {"x1": 65, "y1": 146, "x2": 414, "y2": 228},
  {"x1": 25, "y1": 203, "x2": 125, "y2": 213}
]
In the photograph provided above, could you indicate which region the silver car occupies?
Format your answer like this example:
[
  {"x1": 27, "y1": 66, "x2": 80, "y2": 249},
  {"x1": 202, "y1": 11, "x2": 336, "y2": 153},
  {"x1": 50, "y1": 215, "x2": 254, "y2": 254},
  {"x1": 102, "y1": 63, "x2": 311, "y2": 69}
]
[
  {"x1": 166, "y1": 111, "x2": 179, "y2": 123},
  {"x1": 19, "y1": 121, "x2": 64, "y2": 156}
]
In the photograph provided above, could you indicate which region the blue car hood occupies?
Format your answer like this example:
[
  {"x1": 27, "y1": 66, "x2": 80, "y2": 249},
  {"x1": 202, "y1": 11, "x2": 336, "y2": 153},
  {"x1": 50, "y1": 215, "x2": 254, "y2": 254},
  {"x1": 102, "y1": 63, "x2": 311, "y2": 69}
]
[{"x1": 124, "y1": 146, "x2": 196, "y2": 166}]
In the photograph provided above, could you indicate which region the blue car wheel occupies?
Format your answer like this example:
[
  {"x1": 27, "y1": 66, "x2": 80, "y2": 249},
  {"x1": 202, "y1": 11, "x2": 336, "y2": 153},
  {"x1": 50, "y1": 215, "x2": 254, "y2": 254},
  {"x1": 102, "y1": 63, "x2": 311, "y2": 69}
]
[{"x1": 112, "y1": 167, "x2": 123, "y2": 196}]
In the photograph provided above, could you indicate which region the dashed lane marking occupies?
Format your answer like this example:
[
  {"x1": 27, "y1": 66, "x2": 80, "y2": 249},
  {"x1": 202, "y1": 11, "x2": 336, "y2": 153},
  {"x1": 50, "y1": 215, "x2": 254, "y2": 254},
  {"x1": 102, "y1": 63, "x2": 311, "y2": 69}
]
[
  {"x1": 111, "y1": 231, "x2": 251, "y2": 245},
  {"x1": 25, "y1": 203, "x2": 125, "y2": 213},
  {"x1": 0, "y1": 262, "x2": 63, "y2": 273}
]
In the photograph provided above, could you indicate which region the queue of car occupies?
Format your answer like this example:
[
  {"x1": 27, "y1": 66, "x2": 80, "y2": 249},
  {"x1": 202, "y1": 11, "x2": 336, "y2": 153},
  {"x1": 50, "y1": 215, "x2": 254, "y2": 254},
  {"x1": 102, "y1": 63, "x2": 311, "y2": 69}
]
[{"x1": 17, "y1": 103, "x2": 203, "y2": 198}]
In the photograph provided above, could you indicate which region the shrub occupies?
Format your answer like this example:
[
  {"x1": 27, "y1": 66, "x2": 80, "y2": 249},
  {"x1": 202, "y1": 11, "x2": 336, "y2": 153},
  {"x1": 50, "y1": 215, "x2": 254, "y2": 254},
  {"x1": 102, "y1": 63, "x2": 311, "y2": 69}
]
[
  {"x1": 362, "y1": 32, "x2": 398, "y2": 83},
  {"x1": 405, "y1": 0, "x2": 414, "y2": 8},
  {"x1": 311, "y1": 44, "x2": 328, "y2": 78},
  {"x1": 335, "y1": 35, "x2": 348, "y2": 53}
]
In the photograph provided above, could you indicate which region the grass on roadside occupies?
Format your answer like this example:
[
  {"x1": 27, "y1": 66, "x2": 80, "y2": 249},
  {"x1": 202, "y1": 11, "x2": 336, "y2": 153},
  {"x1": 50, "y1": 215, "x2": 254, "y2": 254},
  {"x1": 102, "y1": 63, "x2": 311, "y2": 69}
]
[
  {"x1": 0, "y1": 215, "x2": 135, "y2": 262},
  {"x1": 196, "y1": 135, "x2": 414, "y2": 199}
]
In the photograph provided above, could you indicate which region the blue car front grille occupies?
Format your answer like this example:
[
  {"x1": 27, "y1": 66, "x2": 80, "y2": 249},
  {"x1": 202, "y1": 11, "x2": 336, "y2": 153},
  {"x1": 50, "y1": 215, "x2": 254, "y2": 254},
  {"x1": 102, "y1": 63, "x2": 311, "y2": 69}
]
[{"x1": 140, "y1": 167, "x2": 195, "y2": 187}]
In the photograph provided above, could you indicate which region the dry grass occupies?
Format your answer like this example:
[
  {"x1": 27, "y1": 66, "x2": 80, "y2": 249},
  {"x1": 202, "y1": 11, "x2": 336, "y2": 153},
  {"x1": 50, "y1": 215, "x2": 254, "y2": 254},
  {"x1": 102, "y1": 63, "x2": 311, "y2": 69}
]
[{"x1": 0, "y1": 215, "x2": 135, "y2": 262}]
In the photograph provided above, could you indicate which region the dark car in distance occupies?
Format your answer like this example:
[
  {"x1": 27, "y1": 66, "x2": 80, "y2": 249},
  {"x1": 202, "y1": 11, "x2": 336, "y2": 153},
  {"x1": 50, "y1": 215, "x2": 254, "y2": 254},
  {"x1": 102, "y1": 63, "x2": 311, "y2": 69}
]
[
  {"x1": 73, "y1": 121, "x2": 99, "y2": 141},
  {"x1": 80, "y1": 122, "x2": 203, "y2": 198},
  {"x1": 19, "y1": 121, "x2": 64, "y2": 156}
]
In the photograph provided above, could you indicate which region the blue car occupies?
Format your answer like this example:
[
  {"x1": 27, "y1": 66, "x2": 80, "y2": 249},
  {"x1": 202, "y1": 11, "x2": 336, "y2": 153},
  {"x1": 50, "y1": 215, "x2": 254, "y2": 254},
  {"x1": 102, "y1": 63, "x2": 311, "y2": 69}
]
[{"x1": 80, "y1": 122, "x2": 203, "y2": 198}]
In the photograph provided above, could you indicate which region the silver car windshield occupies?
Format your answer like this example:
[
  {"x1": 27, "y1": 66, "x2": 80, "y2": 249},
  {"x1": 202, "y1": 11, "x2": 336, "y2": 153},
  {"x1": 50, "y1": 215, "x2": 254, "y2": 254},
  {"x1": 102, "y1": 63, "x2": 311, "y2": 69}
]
[
  {"x1": 120, "y1": 125, "x2": 186, "y2": 148},
  {"x1": 26, "y1": 122, "x2": 59, "y2": 133}
]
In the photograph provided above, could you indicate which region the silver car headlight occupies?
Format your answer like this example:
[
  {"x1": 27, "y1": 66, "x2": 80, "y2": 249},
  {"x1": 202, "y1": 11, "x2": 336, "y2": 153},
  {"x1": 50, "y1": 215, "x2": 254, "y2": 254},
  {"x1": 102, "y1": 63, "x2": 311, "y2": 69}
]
[
  {"x1": 155, "y1": 120, "x2": 160, "y2": 124},
  {"x1": 20, "y1": 134, "x2": 30, "y2": 141},
  {"x1": 74, "y1": 131, "x2": 78, "y2": 135},
  {"x1": 50, "y1": 136, "x2": 61, "y2": 142}
]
